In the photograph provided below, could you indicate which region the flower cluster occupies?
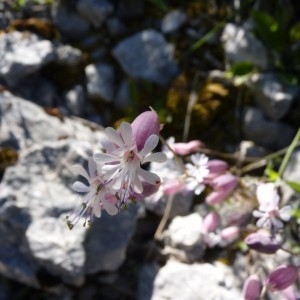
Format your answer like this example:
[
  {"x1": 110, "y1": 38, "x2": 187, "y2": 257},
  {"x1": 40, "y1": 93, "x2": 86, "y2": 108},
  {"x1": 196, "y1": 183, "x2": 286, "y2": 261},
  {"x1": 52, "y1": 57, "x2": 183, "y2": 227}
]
[{"x1": 67, "y1": 110, "x2": 167, "y2": 229}]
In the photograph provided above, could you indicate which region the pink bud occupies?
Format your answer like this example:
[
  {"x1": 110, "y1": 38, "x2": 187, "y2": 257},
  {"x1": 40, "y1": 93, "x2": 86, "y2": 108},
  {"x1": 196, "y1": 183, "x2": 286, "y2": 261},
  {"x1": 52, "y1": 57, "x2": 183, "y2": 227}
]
[
  {"x1": 171, "y1": 140, "x2": 203, "y2": 155},
  {"x1": 207, "y1": 160, "x2": 228, "y2": 175},
  {"x1": 220, "y1": 226, "x2": 240, "y2": 242},
  {"x1": 242, "y1": 274, "x2": 262, "y2": 300},
  {"x1": 205, "y1": 190, "x2": 226, "y2": 205},
  {"x1": 131, "y1": 111, "x2": 160, "y2": 150},
  {"x1": 163, "y1": 180, "x2": 184, "y2": 195},
  {"x1": 133, "y1": 181, "x2": 160, "y2": 200},
  {"x1": 203, "y1": 212, "x2": 220, "y2": 232},
  {"x1": 245, "y1": 230, "x2": 282, "y2": 254},
  {"x1": 212, "y1": 173, "x2": 238, "y2": 191},
  {"x1": 266, "y1": 265, "x2": 298, "y2": 292}
]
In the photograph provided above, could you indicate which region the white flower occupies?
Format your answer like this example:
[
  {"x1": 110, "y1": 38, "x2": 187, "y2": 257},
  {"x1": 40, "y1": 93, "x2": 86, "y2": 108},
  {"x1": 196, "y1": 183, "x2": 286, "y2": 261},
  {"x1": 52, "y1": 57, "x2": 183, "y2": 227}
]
[
  {"x1": 67, "y1": 158, "x2": 118, "y2": 229},
  {"x1": 94, "y1": 122, "x2": 166, "y2": 207},
  {"x1": 253, "y1": 183, "x2": 292, "y2": 232},
  {"x1": 185, "y1": 153, "x2": 209, "y2": 195}
]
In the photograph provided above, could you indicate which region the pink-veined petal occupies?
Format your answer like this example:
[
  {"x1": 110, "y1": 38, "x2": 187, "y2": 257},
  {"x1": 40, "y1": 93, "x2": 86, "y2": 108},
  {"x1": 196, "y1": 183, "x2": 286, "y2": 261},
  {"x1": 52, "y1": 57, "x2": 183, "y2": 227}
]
[
  {"x1": 119, "y1": 122, "x2": 133, "y2": 147},
  {"x1": 105, "y1": 127, "x2": 124, "y2": 148},
  {"x1": 138, "y1": 168, "x2": 161, "y2": 185},
  {"x1": 71, "y1": 165, "x2": 90, "y2": 181},
  {"x1": 142, "y1": 152, "x2": 167, "y2": 164},
  {"x1": 139, "y1": 135, "x2": 159, "y2": 157},
  {"x1": 102, "y1": 199, "x2": 118, "y2": 215},
  {"x1": 72, "y1": 181, "x2": 90, "y2": 193}
]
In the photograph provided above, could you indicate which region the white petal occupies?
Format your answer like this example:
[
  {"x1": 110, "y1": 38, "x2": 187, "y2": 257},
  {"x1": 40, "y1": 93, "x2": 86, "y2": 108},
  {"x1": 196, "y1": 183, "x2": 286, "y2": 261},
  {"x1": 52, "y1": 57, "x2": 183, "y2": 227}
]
[
  {"x1": 102, "y1": 200, "x2": 118, "y2": 215},
  {"x1": 93, "y1": 200, "x2": 102, "y2": 218},
  {"x1": 138, "y1": 168, "x2": 161, "y2": 185},
  {"x1": 119, "y1": 122, "x2": 133, "y2": 147},
  {"x1": 279, "y1": 206, "x2": 292, "y2": 221},
  {"x1": 105, "y1": 127, "x2": 124, "y2": 147},
  {"x1": 142, "y1": 152, "x2": 167, "y2": 164},
  {"x1": 256, "y1": 217, "x2": 269, "y2": 228},
  {"x1": 133, "y1": 174, "x2": 143, "y2": 193},
  {"x1": 72, "y1": 181, "x2": 90, "y2": 193},
  {"x1": 88, "y1": 158, "x2": 97, "y2": 179},
  {"x1": 252, "y1": 210, "x2": 264, "y2": 218},
  {"x1": 271, "y1": 217, "x2": 284, "y2": 229},
  {"x1": 71, "y1": 165, "x2": 90, "y2": 181},
  {"x1": 94, "y1": 152, "x2": 119, "y2": 163},
  {"x1": 99, "y1": 136, "x2": 115, "y2": 152},
  {"x1": 139, "y1": 135, "x2": 159, "y2": 157}
]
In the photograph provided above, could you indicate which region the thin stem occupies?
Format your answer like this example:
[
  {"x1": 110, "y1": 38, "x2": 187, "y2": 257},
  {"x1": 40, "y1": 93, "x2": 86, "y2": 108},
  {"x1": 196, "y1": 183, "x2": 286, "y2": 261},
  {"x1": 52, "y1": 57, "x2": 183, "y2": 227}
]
[
  {"x1": 240, "y1": 141, "x2": 300, "y2": 175},
  {"x1": 154, "y1": 194, "x2": 174, "y2": 241},
  {"x1": 183, "y1": 73, "x2": 200, "y2": 142},
  {"x1": 278, "y1": 127, "x2": 300, "y2": 178}
]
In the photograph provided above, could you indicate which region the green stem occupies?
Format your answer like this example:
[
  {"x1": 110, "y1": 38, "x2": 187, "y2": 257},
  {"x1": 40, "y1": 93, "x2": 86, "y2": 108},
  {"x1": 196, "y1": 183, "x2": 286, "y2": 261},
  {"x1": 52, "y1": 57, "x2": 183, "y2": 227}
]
[{"x1": 278, "y1": 127, "x2": 300, "y2": 178}]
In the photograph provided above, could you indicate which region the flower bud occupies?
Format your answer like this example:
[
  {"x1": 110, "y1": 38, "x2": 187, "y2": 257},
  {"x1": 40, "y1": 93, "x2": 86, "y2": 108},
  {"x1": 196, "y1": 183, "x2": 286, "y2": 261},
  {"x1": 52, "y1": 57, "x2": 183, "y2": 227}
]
[
  {"x1": 266, "y1": 265, "x2": 298, "y2": 291},
  {"x1": 245, "y1": 231, "x2": 282, "y2": 254},
  {"x1": 171, "y1": 140, "x2": 203, "y2": 155},
  {"x1": 242, "y1": 274, "x2": 262, "y2": 300},
  {"x1": 220, "y1": 226, "x2": 240, "y2": 243},
  {"x1": 203, "y1": 212, "x2": 220, "y2": 233},
  {"x1": 207, "y1": 160, "x2": 228, "y2": 175},
  {"x1": 131, "y1": 111, "x2": 160, "y2": 150},
  {"x1": 205, "y1": 190, "x2": 227, "y2": 205},
  {"x1": 212, "y1": 173, "x2": 238, "y2": 192}
]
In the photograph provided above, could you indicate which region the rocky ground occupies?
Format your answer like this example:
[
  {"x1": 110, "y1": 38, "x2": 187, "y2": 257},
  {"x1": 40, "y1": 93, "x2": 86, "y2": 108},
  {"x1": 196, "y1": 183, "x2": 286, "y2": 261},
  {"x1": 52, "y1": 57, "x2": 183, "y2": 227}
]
[{"x1": 1, "y1": 0, "x2": 300, "y2": 299}]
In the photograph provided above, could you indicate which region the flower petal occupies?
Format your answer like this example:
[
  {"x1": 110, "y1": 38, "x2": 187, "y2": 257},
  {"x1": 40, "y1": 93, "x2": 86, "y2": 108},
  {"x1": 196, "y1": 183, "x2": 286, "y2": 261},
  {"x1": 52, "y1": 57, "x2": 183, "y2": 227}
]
[
  {"x1": 92, "y1": 200, "x2": 102, "y2": 218},
  {"x1": 94, "y1": 152, "x2": 119, "y2": 163},
  {"x1": 88, "y1": 158, "x2": 97, "y2": 179},
  {"x1": 71, "y1": 165, "x2": 90, "y2": 181},
  {"x1": 138, "y1": 168, "x2": 161, "y2": 185},
  {"x1": 119, "y1": 122, "x2": 133, "y2": 147},
  {"x1": 72, "y1": 181, "x2": 90, "y2": 193},
  {"x1": 105, "y1": 127, "x2": 124, "y2": 148},
  {"x1": 103, "y1": 200, "x2": 118, "y2": 215},
  {"x1": 139, "y1": 134, "x2": 159, "y2": 157},
  {"x1": 142, "y1": 152, "x2": 167, "y2": 164}
]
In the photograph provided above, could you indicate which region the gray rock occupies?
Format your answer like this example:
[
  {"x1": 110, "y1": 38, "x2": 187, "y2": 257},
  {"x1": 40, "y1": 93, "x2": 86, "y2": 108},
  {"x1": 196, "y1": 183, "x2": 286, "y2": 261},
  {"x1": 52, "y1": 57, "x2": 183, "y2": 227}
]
[
  {"x1": 161, "y1": 10, "x2": 187, "y2": 34},
  {"x1": 249, "y1": 73, "x2": 298, "y2": 120},
  {"x1": 114, "y1": 79, "x2": 132, "y2": 110},
  {"x1": 162, "y1": 213, "x2": 205, "y2": 262},
  {"x1": 137, "y1": 263, "x2": 160, "y2": 300},
  {"x1": 0, "y1": 31, "x2": 56, "y2": 87},
  {"x1": 85, "y1": 63, "x2": 115, "y2": 102},
  {"x1": 0, "y1": 94, "x2": 138, "y2": 288},
  {"x1": 65, "y1": 85, "x2": 85, "y2": 116},
  {"x1": 152, "y1": 260, "x2": 241, "y2": 300},
  {"x1": 221, "y1": 23, "x2": 269, "y2": 69},
  {"x1": 52, "y1": 2, "x2": 90, "y2": 40},
  {"x1": 113, "y1": 30, "x2": 179, "y2": 85},
  {"x1": 242, "y1": 106, "x2": 295, "y2": 150},
  {"x1": 77, "y1": 0, "x2": 113, "y2": 28},
  {"x1": 106, "y1": 17, "x2": 127, "y2": 36},
  {"x1": 55, "y1": 45, "x2": 82, "y2": 66}
]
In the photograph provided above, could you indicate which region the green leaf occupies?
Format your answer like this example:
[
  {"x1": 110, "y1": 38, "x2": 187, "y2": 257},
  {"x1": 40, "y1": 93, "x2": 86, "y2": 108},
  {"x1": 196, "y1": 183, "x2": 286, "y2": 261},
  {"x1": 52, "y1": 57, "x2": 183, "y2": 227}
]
[
  {"x1": 290, "y1": 21, "x2": 300, "y2": 41},
  {"x1": 251, "y1": 10, "x2": 286, "y2": 52},
  {"x1": 229, "y1": 61, "x2": 255, "y2": 77},
  {"x1": 286, "y1": 180, "x2": 300, "y2": 194},
  {"x1": 265, "y1": 165, "x2": 279, "y2": 181}
]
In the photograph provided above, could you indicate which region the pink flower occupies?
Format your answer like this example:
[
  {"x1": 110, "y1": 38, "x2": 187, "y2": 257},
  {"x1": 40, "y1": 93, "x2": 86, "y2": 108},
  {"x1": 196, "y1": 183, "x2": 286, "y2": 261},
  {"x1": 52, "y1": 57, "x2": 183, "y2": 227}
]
[
  {"x1": 94, "y1": 119, "x2": 166, "y2": 208},
  {"x1": 67, "y1": 158, "x2": 118, "y2": 229},
  {"x1": 253, "y1": 183, "x2": 292, "y2": 231}
]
